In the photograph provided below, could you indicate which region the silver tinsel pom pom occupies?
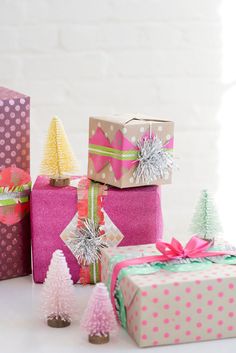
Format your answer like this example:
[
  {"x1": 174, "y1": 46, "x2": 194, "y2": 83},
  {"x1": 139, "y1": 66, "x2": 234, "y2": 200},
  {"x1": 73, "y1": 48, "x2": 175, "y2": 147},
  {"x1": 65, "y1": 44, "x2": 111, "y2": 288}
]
[
  {"x1": 133, "y1": 135, "x2": 173, "y2": 183},
  {"x1": 68, "y1": 219, "x2": 107, "y2": 265}
]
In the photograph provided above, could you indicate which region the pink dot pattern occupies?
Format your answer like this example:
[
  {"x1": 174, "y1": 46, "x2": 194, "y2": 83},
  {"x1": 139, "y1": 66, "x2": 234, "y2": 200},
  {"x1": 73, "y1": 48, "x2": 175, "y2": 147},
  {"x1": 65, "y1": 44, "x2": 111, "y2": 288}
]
[
  {"x1": 0, "y1": 215, "x2": 31, "y2": 280},
  {"x1": 102, "y1": 244, "x2": 236, "y2": 348},
  {"x1": 0, "y1": 88, "x2": 30, "y2": 173},
  {"x1": 0, "y1": 88, "x2": 30, "y2": 280}
]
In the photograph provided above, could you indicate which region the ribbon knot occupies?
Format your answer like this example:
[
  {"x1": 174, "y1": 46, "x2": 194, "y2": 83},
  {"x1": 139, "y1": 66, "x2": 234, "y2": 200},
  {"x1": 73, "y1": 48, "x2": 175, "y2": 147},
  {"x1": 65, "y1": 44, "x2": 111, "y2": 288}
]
[{"x1": 156, "y1": 236, "x2": 214, "y2": 261}]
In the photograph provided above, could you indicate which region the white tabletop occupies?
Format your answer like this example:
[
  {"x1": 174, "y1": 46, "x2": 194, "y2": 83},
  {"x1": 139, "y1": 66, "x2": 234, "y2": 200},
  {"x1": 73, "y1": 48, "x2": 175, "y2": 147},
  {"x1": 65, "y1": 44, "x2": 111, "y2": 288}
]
[{"x1": 1, "y1": 276, "x2": 236, "y2": 353}]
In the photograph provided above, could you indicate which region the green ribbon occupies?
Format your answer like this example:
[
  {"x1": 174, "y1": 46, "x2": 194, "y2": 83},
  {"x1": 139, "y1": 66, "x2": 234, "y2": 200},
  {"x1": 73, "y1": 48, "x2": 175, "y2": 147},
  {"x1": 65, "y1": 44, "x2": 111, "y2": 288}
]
[
  {"x1": 88, "y1": 181, "x2": 100, "y2": 224},
  {"x1": 87, "y1": 181, "x2": 102, "y2": 284},
  {"x1": 89, "y1": 144, "x2": 138, "y2": 161},
  {"x1": 89, "y1": 261, "x2": 100, "y2": 284},
  {"x1": 89, "y1": 143, "x2": 173, "y2": 161},
  {"x1": 107, "y1": 252, "x2": 236, "y2": 329}
]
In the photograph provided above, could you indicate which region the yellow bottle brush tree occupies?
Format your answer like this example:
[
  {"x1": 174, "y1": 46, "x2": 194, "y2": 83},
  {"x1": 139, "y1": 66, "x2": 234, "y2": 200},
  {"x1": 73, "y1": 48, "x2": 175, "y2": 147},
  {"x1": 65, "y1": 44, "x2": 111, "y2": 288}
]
[{"x1": 40, "y1": 117, "x2": 79, "y2": 187}]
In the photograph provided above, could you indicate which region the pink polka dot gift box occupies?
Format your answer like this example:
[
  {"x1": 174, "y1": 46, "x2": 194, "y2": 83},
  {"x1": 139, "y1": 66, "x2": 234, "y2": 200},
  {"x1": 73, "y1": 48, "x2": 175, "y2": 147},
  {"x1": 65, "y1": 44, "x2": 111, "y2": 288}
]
[
  {"x1": 0, "y1": 87, "x2": 31, "y2": 281},
  {"x1": 101, "y1": 237, "x2": 236, "y2": 347},
  {"x1": 88, "y1": 114, "x2": 174, "y2": 188}
]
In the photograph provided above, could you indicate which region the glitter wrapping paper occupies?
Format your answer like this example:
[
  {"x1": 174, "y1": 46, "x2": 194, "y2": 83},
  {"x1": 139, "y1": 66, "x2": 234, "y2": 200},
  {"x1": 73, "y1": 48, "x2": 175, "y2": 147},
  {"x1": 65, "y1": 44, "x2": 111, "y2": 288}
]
[
  {"x1": 31, "y1": 176, "x2": 163, "y2": 283},
  {"x1": 101, "y1": 245, "x2": 236, "y2": 348},
  {"x1": 0, "y1": 87, "x2": 31, "y2": 280}
]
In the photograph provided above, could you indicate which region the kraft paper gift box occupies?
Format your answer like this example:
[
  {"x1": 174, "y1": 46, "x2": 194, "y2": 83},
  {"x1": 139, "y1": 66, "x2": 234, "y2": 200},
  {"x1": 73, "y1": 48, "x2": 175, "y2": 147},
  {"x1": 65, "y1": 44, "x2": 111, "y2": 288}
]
[
  {"x1": 31, "y1": 176, "x2": 163, "y2": 284},
  {"x1": 0, "y1": 87, "x2": 31, "y2": 281},
  {"x1": 101, "y1": 239, "x2": 236, "y2": 348},
  {"x1": 88, "y1": 114, "x2": 174, "y2": 188}
]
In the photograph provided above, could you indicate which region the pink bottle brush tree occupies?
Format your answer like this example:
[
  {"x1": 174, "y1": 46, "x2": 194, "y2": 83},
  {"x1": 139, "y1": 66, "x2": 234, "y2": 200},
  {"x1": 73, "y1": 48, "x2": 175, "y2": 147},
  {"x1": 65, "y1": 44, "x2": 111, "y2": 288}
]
[
  {"x1": 41, "y1": 249, "x2": 77, "y2": 328},
  {"x1": 80, "y1": 283, "x2": 118, "y2": 344}
]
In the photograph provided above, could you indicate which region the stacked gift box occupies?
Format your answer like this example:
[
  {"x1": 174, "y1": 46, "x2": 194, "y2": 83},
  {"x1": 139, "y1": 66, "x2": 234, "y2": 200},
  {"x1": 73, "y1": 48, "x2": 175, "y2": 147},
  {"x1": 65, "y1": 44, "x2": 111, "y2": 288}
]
[
  {"x1": 31, "y1": 114, "x2": 173, "y2": 284},
  {"x1": 31, "y1": 176, "x2": 163, "y2": 283}
]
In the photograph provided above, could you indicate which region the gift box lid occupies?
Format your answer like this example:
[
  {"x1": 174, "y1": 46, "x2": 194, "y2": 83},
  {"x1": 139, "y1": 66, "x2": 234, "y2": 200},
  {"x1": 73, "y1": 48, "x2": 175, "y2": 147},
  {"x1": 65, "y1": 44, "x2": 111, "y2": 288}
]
[
  {"x1": 102, "y1": 243, "x2": 236, "y2": 305},
  {"x1": 90, "y1": 113, "x2": 173, "y2": 126},
  {"x1": 0, "y1": 87, "x2": 29, "y2": 100},
  {"x1": 101, "y1": 244, "x2": 157, "y2": 288}
]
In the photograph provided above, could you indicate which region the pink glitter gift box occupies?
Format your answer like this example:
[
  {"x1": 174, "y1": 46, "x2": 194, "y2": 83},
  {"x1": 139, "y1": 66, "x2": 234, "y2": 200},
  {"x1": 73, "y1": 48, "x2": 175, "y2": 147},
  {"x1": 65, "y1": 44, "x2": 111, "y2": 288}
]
[
  {"x1": 101, "y1": 243, "x2": 236, "y2": 347},
  {"x1": 0, "y1": 87, "x2": 31, "y2": 280},
  {"x1": 31, "y1": 176, "x2": 163, "y2": 284}
]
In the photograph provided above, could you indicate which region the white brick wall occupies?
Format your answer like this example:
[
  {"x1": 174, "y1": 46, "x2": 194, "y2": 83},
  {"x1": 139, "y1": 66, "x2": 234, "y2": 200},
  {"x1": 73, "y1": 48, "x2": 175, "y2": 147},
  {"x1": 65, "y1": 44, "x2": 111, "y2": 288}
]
[{"x1": 0, "y1": 0, "x2": 223, "y2": 241}]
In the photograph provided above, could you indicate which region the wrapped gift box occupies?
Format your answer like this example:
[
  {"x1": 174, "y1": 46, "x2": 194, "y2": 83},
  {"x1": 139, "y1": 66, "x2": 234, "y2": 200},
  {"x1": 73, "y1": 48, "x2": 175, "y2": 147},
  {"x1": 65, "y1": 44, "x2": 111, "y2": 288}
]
[
  {"x1": 88, "y1": 114, "x2": 174, "y2": 188},
  {"x1": 0, "y1": 87, "x2": 31, "y2": 281},
  {"x1": 0, "y1": 87, "x2": 30, "y2": 172},
  {"x1": 101, "y1": 242, "x2": 236, "y2": 347},
  {"x1": 31, "y1": 176, "x2": 163, "y2": 283},
  {"x1": 0, "y1": 167, "x2": 31, "y2": 281}
]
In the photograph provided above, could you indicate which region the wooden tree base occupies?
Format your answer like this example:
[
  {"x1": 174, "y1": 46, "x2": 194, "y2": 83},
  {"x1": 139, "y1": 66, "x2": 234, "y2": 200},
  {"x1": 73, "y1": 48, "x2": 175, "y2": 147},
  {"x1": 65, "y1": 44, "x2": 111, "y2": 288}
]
[
  {"x1": 89, "y1": 334, "x2": 109, "y2": 344},
  {"x1": 49, "y1": 177, "x2": 70, "y2": 187},
  {"x1": 47, "y1": 316, "x2": 71, "y2": 328}
]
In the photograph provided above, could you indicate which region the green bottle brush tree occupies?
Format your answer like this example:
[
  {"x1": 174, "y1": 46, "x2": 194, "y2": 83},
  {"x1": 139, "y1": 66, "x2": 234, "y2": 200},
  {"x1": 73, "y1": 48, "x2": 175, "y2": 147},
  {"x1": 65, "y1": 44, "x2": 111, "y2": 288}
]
[{"x1": 190, "y1": 189, "x2": 222, "y2": 242}]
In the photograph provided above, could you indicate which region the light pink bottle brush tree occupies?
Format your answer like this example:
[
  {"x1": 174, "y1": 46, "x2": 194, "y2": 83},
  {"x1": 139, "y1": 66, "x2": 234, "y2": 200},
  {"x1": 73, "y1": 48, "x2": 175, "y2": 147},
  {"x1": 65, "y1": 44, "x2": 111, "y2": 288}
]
[
  {"x1": 41, "y1": 249, "x2": 77, "y2": 328},
  {"x1": 80, "y1": 283, "x2": 118, "y2": 344}
]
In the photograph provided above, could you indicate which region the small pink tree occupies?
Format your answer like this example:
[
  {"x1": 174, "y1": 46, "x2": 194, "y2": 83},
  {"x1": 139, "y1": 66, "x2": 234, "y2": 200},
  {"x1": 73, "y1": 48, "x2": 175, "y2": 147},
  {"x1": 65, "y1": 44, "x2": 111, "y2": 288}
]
[
  {"x1": 80, "y1": 283, "x2": 118, "y2": 344},
  {"x1": 41, "y1": 249, "x2": 77, "y2": 328}
]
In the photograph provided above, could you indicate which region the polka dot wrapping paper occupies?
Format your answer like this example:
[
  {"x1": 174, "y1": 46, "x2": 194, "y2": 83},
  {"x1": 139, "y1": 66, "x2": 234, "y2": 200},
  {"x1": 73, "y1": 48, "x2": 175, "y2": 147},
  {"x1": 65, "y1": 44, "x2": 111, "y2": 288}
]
[
  {"x1": 0, "y1": 87, "x2": 31, "y2": 280},
  {"x1": 0, "y1": 87, "x2": 30, "y2": 173},
  {"x1": 101, "y1": 245, "x2": 236, "y2": 347},
  {"x1": 31, "y1": 176, "x2": 163, "y2": 283},
  {"x1": 0, "y1": 216, "x2": 31, "y2": 280},
  {"x1": 87, "y1": 114, "x2": 174, "y2": 188}
]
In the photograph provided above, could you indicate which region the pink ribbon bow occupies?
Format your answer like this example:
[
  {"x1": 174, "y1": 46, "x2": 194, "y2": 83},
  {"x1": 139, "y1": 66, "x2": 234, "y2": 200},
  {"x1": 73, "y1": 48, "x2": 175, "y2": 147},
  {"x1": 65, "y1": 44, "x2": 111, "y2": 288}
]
[{"x1": 155, "y1": 236, "x2": 222, "y2": 260}]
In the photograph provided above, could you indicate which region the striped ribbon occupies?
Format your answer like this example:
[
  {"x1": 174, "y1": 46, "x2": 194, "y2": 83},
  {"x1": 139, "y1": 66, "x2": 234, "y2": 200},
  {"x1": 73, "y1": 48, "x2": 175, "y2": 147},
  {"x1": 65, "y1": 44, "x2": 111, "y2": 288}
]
[
  {"x1": 77, "y1": 178, "x2": 107, "y2": 285},
  {"x1": 0, "y1": 182, "x2": 31, "y2": 206},
  {"x1": 0, "y1": 167, "x2": 31, "y2": 226}
]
